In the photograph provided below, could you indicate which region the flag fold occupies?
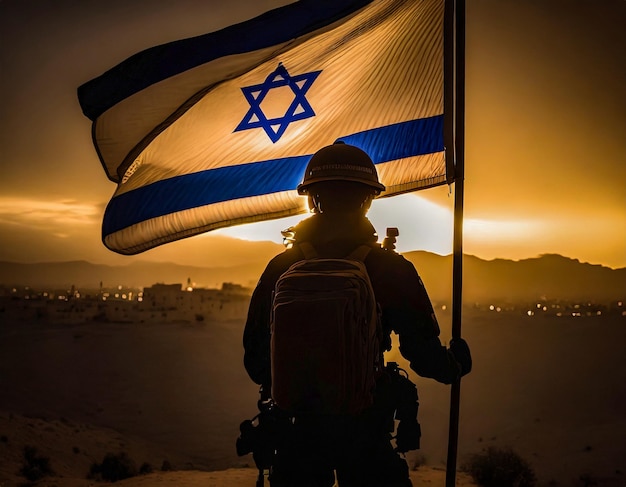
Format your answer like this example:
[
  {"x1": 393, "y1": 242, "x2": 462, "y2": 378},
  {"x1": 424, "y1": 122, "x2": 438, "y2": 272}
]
[{"x1": 78, "y1": 0, "x2": 449, "y2": 254}]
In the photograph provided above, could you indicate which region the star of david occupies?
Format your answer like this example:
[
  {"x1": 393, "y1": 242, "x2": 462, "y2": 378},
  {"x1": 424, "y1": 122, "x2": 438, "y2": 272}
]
[{"x1": 235, "y1": 63, "x2": 321, "y2": 143}]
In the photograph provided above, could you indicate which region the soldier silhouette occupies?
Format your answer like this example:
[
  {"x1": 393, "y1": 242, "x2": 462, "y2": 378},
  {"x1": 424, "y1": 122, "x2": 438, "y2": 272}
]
[{"x1": 242, "y1": 142, "x2": 472, "y2": 487}]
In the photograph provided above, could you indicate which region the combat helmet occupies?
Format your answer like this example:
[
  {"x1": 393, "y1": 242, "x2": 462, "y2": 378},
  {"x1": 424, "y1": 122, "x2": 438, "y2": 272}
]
[{"x1": 297, "y1": 142, "x2": 385, "y2": 195}]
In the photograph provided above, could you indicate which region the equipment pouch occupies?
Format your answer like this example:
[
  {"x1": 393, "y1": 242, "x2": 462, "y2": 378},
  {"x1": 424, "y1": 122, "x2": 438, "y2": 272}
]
[{"x1": 386, "y1": 362, "x2": 421, "y2": 452}]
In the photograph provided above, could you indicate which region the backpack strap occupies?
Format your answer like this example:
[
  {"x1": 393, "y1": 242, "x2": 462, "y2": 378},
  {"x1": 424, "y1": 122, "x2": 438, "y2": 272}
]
[
  {"x1": 347, "y1": 244, "x2": 372, "y2": 262},
  {"x1": 298, "y1": 241, "x2": 318, "y2": 260}
]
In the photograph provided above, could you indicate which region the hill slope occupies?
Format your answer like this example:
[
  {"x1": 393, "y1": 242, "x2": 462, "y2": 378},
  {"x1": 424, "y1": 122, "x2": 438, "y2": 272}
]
[{"x1": 393, "y1": 252, "x2": 624, "y2": 303}]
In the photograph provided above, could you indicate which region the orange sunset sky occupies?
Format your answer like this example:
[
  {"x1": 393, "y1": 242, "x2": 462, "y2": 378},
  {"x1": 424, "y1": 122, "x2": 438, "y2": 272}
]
[{"x1": 1, "y1": 0, "x2": 625, "y2": 269}]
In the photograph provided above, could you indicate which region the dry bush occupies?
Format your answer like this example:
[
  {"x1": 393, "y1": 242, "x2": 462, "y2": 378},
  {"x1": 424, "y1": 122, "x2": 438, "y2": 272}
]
[
  {"x1": 88, "y1": 451, "x2": 137, "y2": 482},
  {"x1": 462, "y1": 446, "x2": 536, "y2": 487},
  {"x1": 20, "y1": 445, "x2": 54, "y2": 481}
]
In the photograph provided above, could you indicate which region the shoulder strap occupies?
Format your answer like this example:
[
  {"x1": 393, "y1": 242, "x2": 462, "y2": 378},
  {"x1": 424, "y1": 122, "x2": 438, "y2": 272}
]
[
  {"x1": 347, "y1": 244, "x2": 372, "y2": 262},
  {"x1": 298, "y1": 241, "x2": 318, "y2": 260}
]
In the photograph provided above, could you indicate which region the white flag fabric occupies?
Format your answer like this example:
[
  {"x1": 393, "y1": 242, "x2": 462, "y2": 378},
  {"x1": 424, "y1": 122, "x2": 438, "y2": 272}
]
[{"x1": 78, "y1": 0, "x2": 449, "y2": 254}]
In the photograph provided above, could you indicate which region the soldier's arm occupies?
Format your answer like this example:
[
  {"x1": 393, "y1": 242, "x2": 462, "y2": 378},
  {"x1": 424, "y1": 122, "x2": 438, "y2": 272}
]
[
  {"x1": 376, "y1": 254, "x2": 466, "y2": 384},
  {"x1": 243, "y1": 276, "x2": 272, "y2": 386},
  {"x1": 243, "y1": 250, "x2": 301, "y2": 387}
]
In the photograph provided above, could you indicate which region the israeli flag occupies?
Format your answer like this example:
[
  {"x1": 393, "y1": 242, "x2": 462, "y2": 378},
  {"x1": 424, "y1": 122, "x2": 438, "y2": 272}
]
[{"x1": 78, "y1": 0, "x2": 449, "y2": 254}]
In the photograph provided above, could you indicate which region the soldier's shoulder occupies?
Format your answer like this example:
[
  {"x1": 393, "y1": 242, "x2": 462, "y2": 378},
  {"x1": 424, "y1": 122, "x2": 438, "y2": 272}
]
[
  {"x1": 366, "y1": 245, "x2": 418, "y2": 274},
  {"x1": 368, "y1": 244, "x2": 412, "y2": 264},
  {"x1": 262, "y1": 246, "x2": 302, "y2": 276}
]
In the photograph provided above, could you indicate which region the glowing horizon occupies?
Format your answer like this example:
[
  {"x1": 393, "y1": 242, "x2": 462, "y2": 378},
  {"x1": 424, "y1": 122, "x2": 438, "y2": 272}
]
[
  {"x1": 0, "y1": 191, "x2": 623, "y2": 270},
  {"x1": 0, "y1": 1, "x2": 624, "y2": 271}
]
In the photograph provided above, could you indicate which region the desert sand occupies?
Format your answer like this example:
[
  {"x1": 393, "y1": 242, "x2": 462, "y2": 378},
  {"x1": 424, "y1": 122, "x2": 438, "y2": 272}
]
[
  {"x1": 1, "y1": 312, "x2": 625, "y2": 486},
  {"x1": 0, "y1": 411, "x2": 476, "y2": 486},
  {"x1": 0, "y1": 409, "x2": 476, "y2": 486}
]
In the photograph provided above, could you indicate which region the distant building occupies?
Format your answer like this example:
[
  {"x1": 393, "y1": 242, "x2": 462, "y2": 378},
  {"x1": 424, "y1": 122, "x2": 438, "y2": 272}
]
[
  {"x1": 0, "y1": 281, "x2": 252, "y2": 325},
  {"x1": 139, "y1": 282, "x2": 251, "y2": 323}
]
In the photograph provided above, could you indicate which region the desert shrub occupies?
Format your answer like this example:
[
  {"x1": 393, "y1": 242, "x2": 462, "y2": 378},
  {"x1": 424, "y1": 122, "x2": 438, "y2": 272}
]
[
  {"x1": 161, "y1": 459, "x2": 173, "y2": 471},
  {"x1": 20, "y1": 445, "x2": 54, "y2": 481},
  {"x1": 139, "y1": 462, "x2": 154, "y2": 474},
  {"x1": 89, "y1": 452, "x2": 137, "y2": 482},
  {"x1": 462, "y1": 446, "x2": 536, "y2": 487}
]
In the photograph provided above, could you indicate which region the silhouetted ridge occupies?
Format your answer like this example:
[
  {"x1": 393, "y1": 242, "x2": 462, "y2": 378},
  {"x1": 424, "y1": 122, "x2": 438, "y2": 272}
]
[
  {"x1": 402, "y1": 252, "x2": 625, "y2": 302},
  {"x1": 1, "y1": 252, "x2": 624, "y2": 302}
]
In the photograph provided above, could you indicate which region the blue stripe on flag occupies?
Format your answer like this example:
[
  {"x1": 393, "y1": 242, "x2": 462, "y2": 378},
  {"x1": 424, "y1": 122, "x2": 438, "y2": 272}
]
[
  {"x1": 103, "y1": 115, "x2": 443, "y2": 235},
  {"x1": 78, "y1": 0, "x2": 373, "y2": 120}
]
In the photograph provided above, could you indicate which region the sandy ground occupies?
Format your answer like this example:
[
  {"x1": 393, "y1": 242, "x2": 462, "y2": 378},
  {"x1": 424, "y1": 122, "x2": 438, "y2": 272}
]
[
  {"x1": 1, "y1": 313, "x2": 625, "y2": 486},
  {"x1": 0, "y1": 412, "x2": 476, "y2": 487}
]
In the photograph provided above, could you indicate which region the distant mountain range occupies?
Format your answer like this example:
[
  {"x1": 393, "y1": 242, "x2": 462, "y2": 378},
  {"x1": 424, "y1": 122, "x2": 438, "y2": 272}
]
[
  {"x1": 0, "y1": 251, "x2": 624, "y2": 303},
  {"x1": 0, "y1": 259, "x2": 267, "y2": 291},
  {"x1": 403, "y1": 251, "x2": 625, "y2": 303}
]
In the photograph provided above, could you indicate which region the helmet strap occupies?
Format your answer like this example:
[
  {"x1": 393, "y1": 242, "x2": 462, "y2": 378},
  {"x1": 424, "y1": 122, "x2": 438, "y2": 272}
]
[
  {"x1": 308, "y1": 195, "x2": 321, "y2": 214},
  {"x1": 360, "y1": 194, "x2": 374, "y2": 213},
  {"x1": 309, "y1": 191, "x2": 373, "y2": 216}
]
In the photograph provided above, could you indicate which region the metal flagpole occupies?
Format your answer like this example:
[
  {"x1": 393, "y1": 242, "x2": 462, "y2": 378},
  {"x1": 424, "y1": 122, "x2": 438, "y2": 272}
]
[{"x1": 445, "y1": 0, "x2": 466, "y2": 485}]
